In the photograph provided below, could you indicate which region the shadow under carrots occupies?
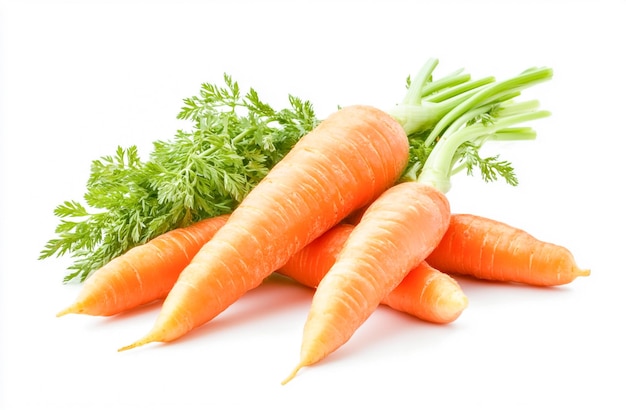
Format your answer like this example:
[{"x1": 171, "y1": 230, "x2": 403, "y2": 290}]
[
  {"x1": 450, "y1": 274, "x2": 575, "y2": 309},
  {"x1": 298, "y1": 275, "x2": 583, "y2": 371},
  {"x1": 318, "y1": 305, "x2": 464, "y2": 371},
  {"x1": 103, "y1": 299, "x2": 165, "y2": 322},
  {"x1": 161, "y1": 273, "x2": 315, "y2": 346},
  {"x1": 75, "y1": 273, "x2": 312, "y2": 347}
]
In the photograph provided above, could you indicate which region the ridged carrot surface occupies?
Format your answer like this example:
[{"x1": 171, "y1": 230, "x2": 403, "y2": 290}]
[
  {"x1": 120, "y1": 105, "x2": 410, "y2": 350},
  {"x1": 283, "y1": 181, "x2": 451, "y2": 383},
  {"x1": 427, "y1": 214, "x2": 590, "y2": 286},
  {"x1": 56, "y1": 215, "x2": 229, "y2": 317},
  {"x1": 278, "y1": 223, "x2": 467, "y2": 324}
]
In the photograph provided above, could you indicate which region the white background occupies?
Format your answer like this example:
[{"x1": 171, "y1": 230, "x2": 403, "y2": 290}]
[{"x1": 1, "y1": 0, "x2": 625, "y2": 409}]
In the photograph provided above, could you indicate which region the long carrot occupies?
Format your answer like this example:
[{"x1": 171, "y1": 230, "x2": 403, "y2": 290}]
[
  {"x1": 277, "y1": 223, "x2": 468, "y2": 324},
  {"x1": 56, "y1": 215, "x2": 229, "y2": 317},
  {"x1": 118, "y1": 104, "x2": 410, "y2": 351},
  {"x1": 282, "y1": 181, "x2": 451, "y2": 384},
  {"x1": 427, "y1": 214, "x2": 590, "y2": 286}
]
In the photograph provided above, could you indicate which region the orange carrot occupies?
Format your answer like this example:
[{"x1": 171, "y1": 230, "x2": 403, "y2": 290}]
[
  {"x1": 427, "y1": 214, "x2": 590, "y2": 286},
  {"x1": 282, "y1": 181, "x2": 451, "y2": 384},
  {"x1": 119, "y1": 105, "x2": 410, "y2": 351},
  {"x1": 56, "y1": 215, "x2": 229, "y2": 317},
  {"x1": 277, "y1": 223, "x2": 468, "y2": 324}
]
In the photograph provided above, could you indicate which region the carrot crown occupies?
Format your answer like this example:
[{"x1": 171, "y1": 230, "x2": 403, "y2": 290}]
[
  {"x1": 389, "y1": 61, "x2": 553, "y2": 193},
  {"x1": 387, "y1": 58, "x2": 496, "y2": 136}
]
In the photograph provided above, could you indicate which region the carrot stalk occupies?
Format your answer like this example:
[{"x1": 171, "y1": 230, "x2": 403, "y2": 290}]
[
  {"x1": 118, "y1": 105, "x2": 410, "y2": 351},
  {"x1": 282, "y1": 182, "x2": 451, "y2": 384},
  {"x1": 277, "y1": 223, "x2": 468, "y2": 324},
  {"x1": 56, "y1": 215, "x2": 229, "y2": 317},
  {"x1": 387, "y1": 58, "x2": 496, "y2": 136},
  {"x1": 427, "y1": 214, "x2": 590, "y2": 286}
]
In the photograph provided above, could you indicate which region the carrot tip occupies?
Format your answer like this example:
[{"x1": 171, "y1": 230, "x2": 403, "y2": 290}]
[
  {"x1": 118, "y1": 336, "x2": 155, "y2": 352},
  {"x1": 281, "y1": 364, "x2": 304, "y2": 385},
  {"x1": 455, "y1": 292, "x2": 470, "y2": 311},
  {"x1": 56, "y1": 305, "x2": 78, "y2": 317}
]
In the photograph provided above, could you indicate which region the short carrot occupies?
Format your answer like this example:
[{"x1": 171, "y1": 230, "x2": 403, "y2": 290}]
[
  {"x1": 118, "y1": 104, "x2": 410, "y2": 351},
  {"x1": 427, "y1": 214, "x2": 590, "y2": 286},
  {"x1": 277, "y1": 223, "x2": 468, "y2": 324},
  {"x1": 56, "y1": 215, "x2": 229, "y2": 317},
  {"x1": 282, "y1": 181, "x2": 451, "y2": 384}
]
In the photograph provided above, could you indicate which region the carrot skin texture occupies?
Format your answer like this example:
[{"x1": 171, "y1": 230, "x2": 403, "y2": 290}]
[
  {"x1": 120, "y1": 105, "x2": 410, "y2": 350},
  {"x1": 283, "y1": 181, "x2": 451, "y2": 383},
  {"x1": 382, "y1": 261, "x2": 467, "y2": 324},
  {"x1": 427, "y1": 214, "x2": 590, "y2": 286},
  {"x1": 56, "y1": 215, "x2": 229, "y2": 317},
  {"x1": 278, "y1": 223, "x2": 468, "y2": 324}
]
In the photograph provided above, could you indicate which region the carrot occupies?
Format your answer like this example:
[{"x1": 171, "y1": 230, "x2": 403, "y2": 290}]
[
  {"x1": 118, "y1": 104, "x2": 410, "y2": 351},
  {"x1": 56, "y1": 215, "x2": 229, "y2": 317},
  {"x1": 277, "y1": 223, "x2": 468, "y2": 324},
  {"x1": 427, "y1": 214, "x2": 590, "y2": 286},
  {"x1": 282, "y1": 181, "x2": 451, "y2": 384}
]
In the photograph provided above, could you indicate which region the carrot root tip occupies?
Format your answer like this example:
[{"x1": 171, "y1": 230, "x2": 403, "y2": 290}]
[
  {"x1": 453, "y1": 292, "x2": 470, "y2": 311},
  {"x1": 281, "y1": 364, "x2": 304, "y2": 385},
  {"x1": 118, "y1": 336, "x2": 155, "y2": 352},
  {"x1": 56, "y1": 305, "x2": 78, "y2": 317}
]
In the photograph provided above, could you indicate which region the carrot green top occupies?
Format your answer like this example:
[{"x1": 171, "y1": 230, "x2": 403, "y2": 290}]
[
  {"x1": 41, "y1": 59, "x2": 552, "y2": 283},
  {"x1": 387, "y1": 59, "x2": 552, "y2": 193}
]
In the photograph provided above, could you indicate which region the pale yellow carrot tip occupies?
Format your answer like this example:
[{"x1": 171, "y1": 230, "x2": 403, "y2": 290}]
[
  {"x1": 281, "y1": 364, "x2": 304, "y2": 385},
  {"x1": 118, "y1": 336, "x2": 156, "y2": 352},
  {"x1": 56, "y1": 304, "x2": 79, "y2": 318},
  {"x1": 454, "y1": 291, "x2": 470, "y2": 311},
  {"x1": 449, "y1": 294, "x2": 468, "y2": 313}
]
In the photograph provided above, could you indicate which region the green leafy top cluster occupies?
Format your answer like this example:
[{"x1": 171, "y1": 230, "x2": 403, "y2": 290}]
[
  {"x1": 40, "y1": 75, "x2": 318, "y2": 282},
  {"x1": 388, "y1": 60, "x2": 552, "y2": 193}
]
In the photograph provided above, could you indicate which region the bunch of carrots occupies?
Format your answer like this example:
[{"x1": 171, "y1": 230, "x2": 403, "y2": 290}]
[{"x1": 52, "y1": 59, "x2": 589, "y2": 384}]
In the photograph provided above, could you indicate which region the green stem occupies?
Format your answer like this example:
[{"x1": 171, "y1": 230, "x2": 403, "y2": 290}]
[
  {"x1": 421, "y1": 68, "x2": 468, "y2": 97},
  {"x1": 417, "y1": 106, "x2": 551, "y2": 193},
  {"x1": 388, "y1": 60, "x2": 496, "y2": 136},
  {"x1": 402, "y1": 58, "x2": 439, "y2": 105},
  {"x1": 423, "y1": 76, "x2": 494, "y2": 103},
  {"x1": 423, "y1": 66, "x2": 553, "y2": 147},
  {"x1": 490, "y1": 127, "x2": 538, "y2": 141}
]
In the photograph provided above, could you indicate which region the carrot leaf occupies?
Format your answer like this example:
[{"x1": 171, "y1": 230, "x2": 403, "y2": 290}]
[
  {"x1": 456, "y1": 142, "x2": 519, "y2": 185},
  {"x1": 40, "y1": 74, "x2": 319, "y2": 283}
]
